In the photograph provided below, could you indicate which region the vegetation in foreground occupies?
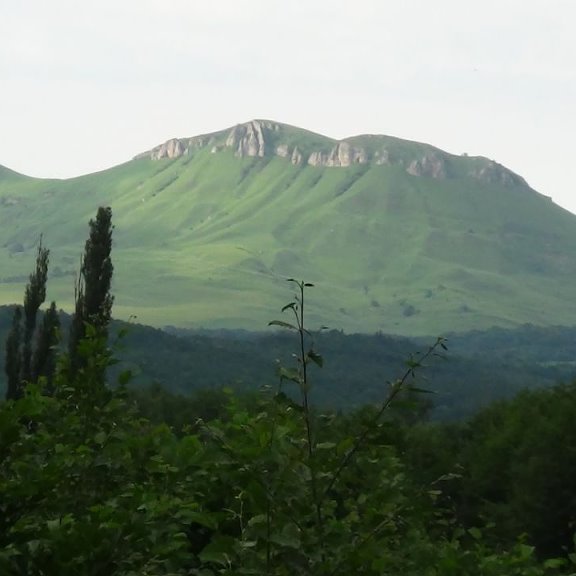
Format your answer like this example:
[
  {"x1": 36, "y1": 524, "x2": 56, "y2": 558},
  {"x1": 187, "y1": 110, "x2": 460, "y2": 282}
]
[{"x1": 2, "y1": 330, "x2": 576, "y2": 574}]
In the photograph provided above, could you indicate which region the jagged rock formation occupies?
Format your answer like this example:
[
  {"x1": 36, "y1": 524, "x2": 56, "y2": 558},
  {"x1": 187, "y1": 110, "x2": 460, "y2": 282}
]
[
  {"x1": 406, "y1": 152, "x2": 447, "y2": 179},
  {"x1": 148, "y1": 139, "x2": 184, "y2": 160},
  {"x1": 469, "y1": 162, "x2": 526, "y2": 187},
  {"x1": 135, "y1": 119, "x2": 526, "y2": 186},
  {"x1": 306, "y1": 142, "x2": 368, "y2": 167},
  {"x1": 144, "y1": 135, "x2": 215, "y2": 161},
  {"x1": 225, "y1": 120, "x2": 270, "y2": 157}
]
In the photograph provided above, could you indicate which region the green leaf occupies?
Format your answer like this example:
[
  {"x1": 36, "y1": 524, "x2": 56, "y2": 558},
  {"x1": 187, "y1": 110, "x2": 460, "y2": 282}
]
[
  {"x1": 517, "y1": 543, "x2": 535, "y2": 559},
  {"x1": 247, "y1": 514, "x2": 268, "y2": 527},
  {"x1": 199, "y1": 535, "x2": 236, "y2": 566},
  {"x1": 337, "y1": 437, "x2": 354, "y2": 455},
  {"x1": 316, "y1": 442, "x2": 336, "y2": 450},
  {"x1": 406, "y1": 386, "x2": 435, "y2": 394},
  {"x1": 179, "y1": 510, "x2": 218, "y2": 530},
  {"x1": 268, "y1": 320, "x2": 298, "y2": 331},
  {"x1": 277, "y1": 366, "x2": 301, "y2": 384},
  {"x1": 94, "y1": 431, "x2": 107, "y2": 445},
  {"x1": 543, "y1": 558, "x2": 566, "y2": 569},
  {"x1": 46, "y1": 519, "x2": 61, "y2": 532},
  {"x1": 306, "y1": 349, "x2": 323, "y2": 367},
  {"x1": 117, "y1": 369, "x2": 132, "y2": 386},
  {"x1": 269, "y1": 523, "x2": 301, "y2": 549},
  {"x1": 468, "y1": 527, "x2": 482, "y2": 540}
]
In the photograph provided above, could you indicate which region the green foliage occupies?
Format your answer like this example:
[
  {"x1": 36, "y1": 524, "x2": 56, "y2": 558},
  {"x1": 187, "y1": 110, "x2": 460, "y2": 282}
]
[
  {"x1": 0, "y1": 271, "x2": 574, "y2": 574},
  {"x1": 0, "y1": 365, "x2": 564, "y2": 575},
  {"x1": 69, "y1": 206, "x2": 114, "y2": 375},
  {"x1": 22, "y1": 239, "x2": 49, "y2": 384},
  {"x1": 457, "y1": 384, "x2": 576, "y2": 557},
  {"x1": 4, "y1": 306, "x2": 22, "y2": 400},
  {"x1": 32, "y1": 301, "x2": 60, "y2": 393},
  {"x1": 4, "y1": 239, "x2": 51, "y2": 400}
]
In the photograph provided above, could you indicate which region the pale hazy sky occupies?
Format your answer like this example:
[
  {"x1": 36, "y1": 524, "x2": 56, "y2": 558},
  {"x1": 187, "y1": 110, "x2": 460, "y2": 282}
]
[{"x1": 1, "y1": 0, "x2": 575, "y2": 214}]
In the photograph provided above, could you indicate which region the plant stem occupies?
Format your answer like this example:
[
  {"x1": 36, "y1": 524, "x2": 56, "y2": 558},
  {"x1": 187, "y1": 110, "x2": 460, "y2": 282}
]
[{"x1": 321, "y1": 337, "x2": 446, "y2": 502}]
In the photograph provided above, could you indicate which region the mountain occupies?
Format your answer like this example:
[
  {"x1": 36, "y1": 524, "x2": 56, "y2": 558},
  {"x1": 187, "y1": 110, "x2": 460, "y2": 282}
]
[{"x1": 1, "y1": 119, "x2": 576, "y2": 335}]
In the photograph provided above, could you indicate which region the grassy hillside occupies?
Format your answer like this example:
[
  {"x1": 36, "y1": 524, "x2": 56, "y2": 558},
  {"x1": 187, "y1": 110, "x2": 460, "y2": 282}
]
[{"x1": 1, "y1": 120, "x2": 576, "y2": 334}]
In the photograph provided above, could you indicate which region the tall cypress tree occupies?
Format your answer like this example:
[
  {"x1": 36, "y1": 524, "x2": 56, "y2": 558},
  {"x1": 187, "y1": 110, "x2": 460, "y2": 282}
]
[
  {"x1": 4, "y1": 240, "x2": 50, "y2": 400},
  {"x1": 21, "y1": 240, "x2": 49, "y2": 383},
  {"x1": 69, "y1": 206, "x2": 114, "y2": 374}
]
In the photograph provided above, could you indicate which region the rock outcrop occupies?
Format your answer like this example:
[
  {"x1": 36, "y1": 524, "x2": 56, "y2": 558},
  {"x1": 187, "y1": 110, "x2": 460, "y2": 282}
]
[
  {"x1": 406, "y1": 152, "x2": 447, "y2": 179},
  {"x1": 148, "y1": 138, "x2": 184, "y2": 161},
  {"x1": 225, "y1": 120, "x2": 269, "y2": 158},
  {"x1": 135, "y1": 134, "x2": 215, "y2": 161},
  {"x1": 468, "y1": 161, "x2": 527, "y2": 187},
  {"x1": 135, "y1": 119, "x2": 525, "y2": 186},
  {"x1": 290, "y1": 146, "x2": 303, "y2": 166},
  {"x1": 307, "y1": 142, "x2": 368, "y2": 167}
]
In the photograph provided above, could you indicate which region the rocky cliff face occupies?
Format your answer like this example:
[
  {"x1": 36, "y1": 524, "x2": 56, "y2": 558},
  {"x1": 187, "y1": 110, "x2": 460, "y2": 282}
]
[
  {"x1": 225, "y1": 120, "x2": 270, "y2": 157},
  {"x1": 307, "y1": 141, "x2": 368, "y2": 167},
  {"x1": 135, "y1": 119, "x2": 526, "y2": 186},
  {"x1": 406, "y1": 152, "x2": 447, "y2": 179}
]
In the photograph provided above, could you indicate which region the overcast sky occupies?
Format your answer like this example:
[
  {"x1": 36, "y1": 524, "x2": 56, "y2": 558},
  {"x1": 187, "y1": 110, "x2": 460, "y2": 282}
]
[{"x1": 1, "y1": 0, "x2": 575, "y2": 214}]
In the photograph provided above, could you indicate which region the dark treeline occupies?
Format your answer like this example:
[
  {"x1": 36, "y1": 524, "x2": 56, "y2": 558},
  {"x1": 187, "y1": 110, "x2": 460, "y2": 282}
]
[{"x1": 1, "y1": 310, "x2": 574, "y2": 420}]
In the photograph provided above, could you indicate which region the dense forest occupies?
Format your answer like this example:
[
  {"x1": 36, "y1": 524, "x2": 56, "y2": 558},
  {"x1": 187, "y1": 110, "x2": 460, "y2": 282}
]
[
  {"x1": 2, "y1": 308, "x2": 574, "y2": 421},
  {"x1": 1, "y1": 209, "x2": 576, "y2": 574}
]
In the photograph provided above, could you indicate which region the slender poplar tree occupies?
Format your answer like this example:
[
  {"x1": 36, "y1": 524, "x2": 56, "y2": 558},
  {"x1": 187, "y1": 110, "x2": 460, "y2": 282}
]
[
  {"x1": 21, "y1": 239, "x2": 49, "y2": 383},
  {"x1": 69, "y1": 206, "x2": 114, "y2": 374},
  {"x1": 4, "y1": 240, "x2": 50, "y2": 400}
]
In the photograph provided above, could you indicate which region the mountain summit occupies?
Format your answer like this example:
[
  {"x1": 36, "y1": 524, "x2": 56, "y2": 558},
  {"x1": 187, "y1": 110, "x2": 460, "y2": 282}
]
[
  {"x1": 136, "y1": 119, "x2": 526, "y2": 187},
  {"x1": 0, "y1": 120, "x2": 575, "y2": 334}
]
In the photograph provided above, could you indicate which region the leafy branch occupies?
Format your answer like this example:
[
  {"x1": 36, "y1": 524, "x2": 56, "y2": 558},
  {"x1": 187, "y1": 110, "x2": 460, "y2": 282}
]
[{"x1": 321, "y1": 336, "x2": 447, "y2": 501}]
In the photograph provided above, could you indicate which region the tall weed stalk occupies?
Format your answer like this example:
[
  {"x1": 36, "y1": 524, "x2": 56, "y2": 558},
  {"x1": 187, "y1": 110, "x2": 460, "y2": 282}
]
[{"x1": 269, "y1": 279, "x2": 447, "y2": 573}]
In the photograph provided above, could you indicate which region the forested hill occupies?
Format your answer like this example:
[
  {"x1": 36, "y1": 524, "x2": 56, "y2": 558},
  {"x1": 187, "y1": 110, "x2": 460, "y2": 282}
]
[{"x1": 0, "y1": 305, "x2": 573, "y2": 420}]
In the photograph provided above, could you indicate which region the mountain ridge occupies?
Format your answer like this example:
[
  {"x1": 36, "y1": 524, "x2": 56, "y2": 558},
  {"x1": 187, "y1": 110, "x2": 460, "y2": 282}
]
[
  {"x1": 0, "y1": 119, "x2": 574, "y2": 335},
  {"x1": 134, "y1": 119, "x2": 527, "y2": 188}
]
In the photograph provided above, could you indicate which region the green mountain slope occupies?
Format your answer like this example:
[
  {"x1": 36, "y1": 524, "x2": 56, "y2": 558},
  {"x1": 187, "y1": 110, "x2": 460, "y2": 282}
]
[{"x1": 1, "y1": 120, "x2": 575, "y2": 335}]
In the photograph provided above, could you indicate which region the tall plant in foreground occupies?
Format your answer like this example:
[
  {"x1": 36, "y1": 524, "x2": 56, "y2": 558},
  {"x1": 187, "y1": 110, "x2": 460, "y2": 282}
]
[
  {"x1": 69, "y1": 206, "x2": 114, "y2": 376},
  {"x1": 4, "y1": 239, "x2": 54, "y2": 400},
  {"x1": 269, "y1": 279, "x2": 325, "y2": 555},
  {"x1": 232, "y1": 278, "x2": 449, "y2": 574}
]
